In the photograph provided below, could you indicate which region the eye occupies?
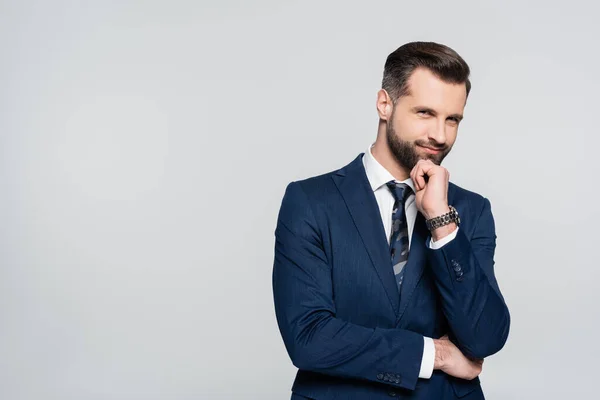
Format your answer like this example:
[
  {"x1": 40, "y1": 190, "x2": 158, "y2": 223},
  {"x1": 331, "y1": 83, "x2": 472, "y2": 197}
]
[
  {"x1": 447, "y1": 117, "x2": 460, "y2": 124},
  {"x1": 417, "y1": 110, "x2": 430, "y2": 116}
]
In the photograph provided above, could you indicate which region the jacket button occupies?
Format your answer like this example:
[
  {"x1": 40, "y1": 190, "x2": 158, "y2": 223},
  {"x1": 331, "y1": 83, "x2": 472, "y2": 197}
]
[{"x1": 388, "y1": 391, "x2": 397, "y2": 397}]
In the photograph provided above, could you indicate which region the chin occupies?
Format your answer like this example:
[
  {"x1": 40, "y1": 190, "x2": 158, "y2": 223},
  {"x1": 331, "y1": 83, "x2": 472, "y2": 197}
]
[
  {"x1": 416, "y1": 151, "x2": 440, "y2": 164},
  {"x1": 421, "y1": 155, "x2": 443, "y2": 165},
  {"x1": 430, "y1": 154, "x2": 443, "y2": 163}
]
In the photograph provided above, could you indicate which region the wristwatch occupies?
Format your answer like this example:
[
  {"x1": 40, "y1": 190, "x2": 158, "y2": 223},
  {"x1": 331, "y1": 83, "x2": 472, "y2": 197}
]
[{"x1": 425, "y1": 205, "x2": 460, "y2": 231}]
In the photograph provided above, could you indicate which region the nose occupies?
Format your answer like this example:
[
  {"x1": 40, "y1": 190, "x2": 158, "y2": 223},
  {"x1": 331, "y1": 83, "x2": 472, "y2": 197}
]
[{"x1": 427, "y1": 118, "x2": 447, "y2": 146}]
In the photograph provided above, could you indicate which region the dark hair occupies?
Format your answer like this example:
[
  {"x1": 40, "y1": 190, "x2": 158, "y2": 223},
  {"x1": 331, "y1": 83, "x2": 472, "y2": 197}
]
[{"x1": 382, "y1": 41, "x2": 471, "y2": 104}]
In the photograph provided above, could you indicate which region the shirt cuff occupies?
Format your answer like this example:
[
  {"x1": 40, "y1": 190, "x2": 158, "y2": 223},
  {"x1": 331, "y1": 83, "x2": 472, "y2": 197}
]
[
  {"x1": 419, "y1": 336, "x2": 435, "y2": 379},
  {"x1": 428, "y1": 227, "x2": 459, "y2": 249}
]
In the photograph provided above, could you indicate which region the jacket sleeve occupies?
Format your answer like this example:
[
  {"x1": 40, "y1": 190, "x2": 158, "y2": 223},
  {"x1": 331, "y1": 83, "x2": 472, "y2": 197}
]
[
  {"x1": 425, "y1": 197, "x2": 510, "y2": 359},
  {"x1": 272, "y1": 181, "x2": 425, "y2": 391}
]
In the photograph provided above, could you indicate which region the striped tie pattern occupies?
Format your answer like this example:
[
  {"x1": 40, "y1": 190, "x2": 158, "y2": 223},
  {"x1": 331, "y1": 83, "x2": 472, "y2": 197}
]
[{"x1": 385, "y1": 181, "x2": 412, "y2": 290}]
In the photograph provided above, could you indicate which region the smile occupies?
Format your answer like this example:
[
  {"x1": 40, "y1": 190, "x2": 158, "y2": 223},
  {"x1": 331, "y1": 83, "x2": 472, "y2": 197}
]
[{"x1": 418, "y1": 145, "x2": 443, "y2": 154}]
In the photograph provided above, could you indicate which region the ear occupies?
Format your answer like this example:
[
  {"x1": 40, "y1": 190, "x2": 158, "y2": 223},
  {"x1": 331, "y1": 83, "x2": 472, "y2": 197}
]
[{"x1": 376, "y1": 89, "x2": 393, "y2": 121}]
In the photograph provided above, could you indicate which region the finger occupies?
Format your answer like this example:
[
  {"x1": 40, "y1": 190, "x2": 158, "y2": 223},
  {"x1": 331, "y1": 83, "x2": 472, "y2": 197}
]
[
  {"x1": 410, "y1": 165, "x2": 419, "y2": 191},
  {"x1": 419, "y1": 162, "x2": 438, "y2": 179},
  {"x1": 415, "y1": 160, "x2": 440, "y2": 189},
  {"x1": 412, "y1": 161, "x2": 427, "y2": 190}
]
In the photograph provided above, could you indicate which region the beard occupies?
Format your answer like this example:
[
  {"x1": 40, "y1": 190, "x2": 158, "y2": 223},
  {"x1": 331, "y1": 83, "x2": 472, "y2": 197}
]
[{"x1": 386, "y1": 120, "x2": 451, "y2": 171}]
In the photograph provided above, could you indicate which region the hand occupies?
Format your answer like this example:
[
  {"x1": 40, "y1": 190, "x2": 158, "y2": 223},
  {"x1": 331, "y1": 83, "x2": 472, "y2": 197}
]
[
  {"x1": 433, "y1": 335, "x2": 483, "y2": 380},
  {"x1": 410, "y1": 160, "x2": 450, "y2": 220}
]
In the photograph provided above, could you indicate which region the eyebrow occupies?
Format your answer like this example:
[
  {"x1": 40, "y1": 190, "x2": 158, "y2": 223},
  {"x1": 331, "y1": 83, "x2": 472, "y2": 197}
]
[{"x1": 412, "y1": 106, "x2": 464, "y2": 121}]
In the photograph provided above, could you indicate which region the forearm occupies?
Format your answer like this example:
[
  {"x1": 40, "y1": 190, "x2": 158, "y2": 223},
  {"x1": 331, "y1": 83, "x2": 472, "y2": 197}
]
[
  {"x1": 427, "y1": 226, "x2": 510, "y2": 359},
  {"x1": 274, "y1": 303, "x2": 425, "y2": 390}
]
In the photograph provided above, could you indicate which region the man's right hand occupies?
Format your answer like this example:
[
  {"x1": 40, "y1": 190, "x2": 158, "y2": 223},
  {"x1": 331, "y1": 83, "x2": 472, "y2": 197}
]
[{"x1": 433, "y1": 335, "x2": 483, "y2": 380}]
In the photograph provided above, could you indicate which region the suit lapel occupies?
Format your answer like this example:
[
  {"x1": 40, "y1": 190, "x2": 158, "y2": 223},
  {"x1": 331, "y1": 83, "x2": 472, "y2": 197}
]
[
  {"x1": 332, "y1": 154, "x2": 459, "y2": 320},
  {"x1": 332, "y1": 154, "x2": 400, "y2": 315}
]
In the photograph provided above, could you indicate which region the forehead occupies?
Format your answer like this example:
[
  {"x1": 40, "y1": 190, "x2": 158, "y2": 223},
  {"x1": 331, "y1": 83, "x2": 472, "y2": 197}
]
[{"x1": 402, "y1": 67, "x2": 467, "y2": 112}]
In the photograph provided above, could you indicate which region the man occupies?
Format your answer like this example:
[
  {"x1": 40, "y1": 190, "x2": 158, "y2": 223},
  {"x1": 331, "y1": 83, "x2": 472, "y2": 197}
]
[{"x1": 272, "y1": 41, "x2": 510, "y2": 399}]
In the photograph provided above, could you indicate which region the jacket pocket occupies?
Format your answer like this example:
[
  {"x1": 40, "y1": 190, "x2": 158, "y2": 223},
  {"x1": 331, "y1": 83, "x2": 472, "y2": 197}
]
[{"x1": 450, "y1": 376, "x2": 480, "y2": 398}]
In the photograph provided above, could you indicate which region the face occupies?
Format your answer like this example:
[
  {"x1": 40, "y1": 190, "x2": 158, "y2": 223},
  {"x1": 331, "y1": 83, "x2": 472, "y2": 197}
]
[{"x1": 384, "y1": 67, "x2": 467, "y2": 170}]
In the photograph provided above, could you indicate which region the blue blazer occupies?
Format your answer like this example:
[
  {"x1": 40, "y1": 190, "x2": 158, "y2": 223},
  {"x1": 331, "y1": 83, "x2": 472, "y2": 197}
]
[{"x1": 273, "y1": 153, "x2": 510, "y2": 399}]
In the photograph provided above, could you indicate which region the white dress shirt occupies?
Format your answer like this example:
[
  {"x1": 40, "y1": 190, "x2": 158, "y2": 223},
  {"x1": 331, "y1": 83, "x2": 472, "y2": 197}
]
[{"x1": 362, "y1": 145, "x2": 459, "y2": 379}]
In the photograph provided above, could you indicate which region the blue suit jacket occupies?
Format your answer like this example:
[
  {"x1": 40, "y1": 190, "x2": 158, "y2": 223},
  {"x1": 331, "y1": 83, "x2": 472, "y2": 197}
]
[{"x1": 273, "y1": 154, "x2": 510, "y2": 399}]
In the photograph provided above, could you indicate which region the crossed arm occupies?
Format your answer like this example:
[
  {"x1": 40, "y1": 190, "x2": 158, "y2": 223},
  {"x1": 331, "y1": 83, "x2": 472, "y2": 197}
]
[
  {"x1": 272, "y1": 182, "x2": 510, "y2": 391},
  {"x1": 426, "y1": 197, "x2": 510, "y2": 361}
]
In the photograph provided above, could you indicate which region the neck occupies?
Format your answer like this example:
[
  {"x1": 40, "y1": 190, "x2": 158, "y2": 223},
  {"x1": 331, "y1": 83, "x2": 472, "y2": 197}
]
[{"x1": 372, "y1": 125, "x2": 411, "y2": 181}]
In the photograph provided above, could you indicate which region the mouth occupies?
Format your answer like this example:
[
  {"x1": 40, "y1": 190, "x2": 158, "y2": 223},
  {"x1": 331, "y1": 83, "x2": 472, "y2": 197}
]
[{"x1": 418, "y1": 145, "x2": 444, "y2": 155}]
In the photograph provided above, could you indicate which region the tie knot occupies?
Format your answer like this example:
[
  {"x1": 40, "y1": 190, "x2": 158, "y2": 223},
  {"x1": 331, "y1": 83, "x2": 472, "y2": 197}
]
[{"x1": 386, "y1": 181, "x2": 412, "y2": 204}]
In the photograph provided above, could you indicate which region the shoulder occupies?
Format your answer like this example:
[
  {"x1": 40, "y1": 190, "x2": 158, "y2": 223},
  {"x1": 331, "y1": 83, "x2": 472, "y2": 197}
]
[
  {"x1": 277, "y1": 157, "x2": 360, "y2": 231},
  {"x1": 290, "y1": 171, "x2": 338, "y2": 199},
  {"x1": 449, "y1": 181, "x2": 485, "y2": 202},
  {"x1": 448, "y1": 182, "x2": 493, "y2": 219},
  {"x1": 283, "y1": 154, "x2": 362, "y2": 202}
]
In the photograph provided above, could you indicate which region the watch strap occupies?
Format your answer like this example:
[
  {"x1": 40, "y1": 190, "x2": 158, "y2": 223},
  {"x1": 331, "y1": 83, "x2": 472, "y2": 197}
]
[{"x1": 425, "y1": 205, "x2": 460, "y2": 231}]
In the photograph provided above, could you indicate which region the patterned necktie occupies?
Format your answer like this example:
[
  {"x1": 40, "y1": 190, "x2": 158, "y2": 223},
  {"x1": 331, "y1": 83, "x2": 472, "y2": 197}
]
[{"x1": 385, "y1": 181, "x2": 412, "y2": 291}]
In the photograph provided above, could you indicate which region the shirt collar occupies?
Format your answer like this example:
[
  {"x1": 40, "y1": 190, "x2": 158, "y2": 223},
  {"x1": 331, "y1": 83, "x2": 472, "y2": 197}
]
[{"x1": 363, "y1": 144, "x2": 415, "y2": 193}]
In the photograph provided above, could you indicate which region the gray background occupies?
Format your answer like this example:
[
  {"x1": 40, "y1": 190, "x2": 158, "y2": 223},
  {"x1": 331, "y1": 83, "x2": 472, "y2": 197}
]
[{"x1": 1, "y1": 0, "x2": 598, "y2": 399}]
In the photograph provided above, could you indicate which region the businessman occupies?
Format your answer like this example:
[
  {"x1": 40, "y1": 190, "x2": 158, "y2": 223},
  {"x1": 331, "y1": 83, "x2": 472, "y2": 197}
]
[{"x1": 272, "y1": 41, "x2": 510, "y2": 399}]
